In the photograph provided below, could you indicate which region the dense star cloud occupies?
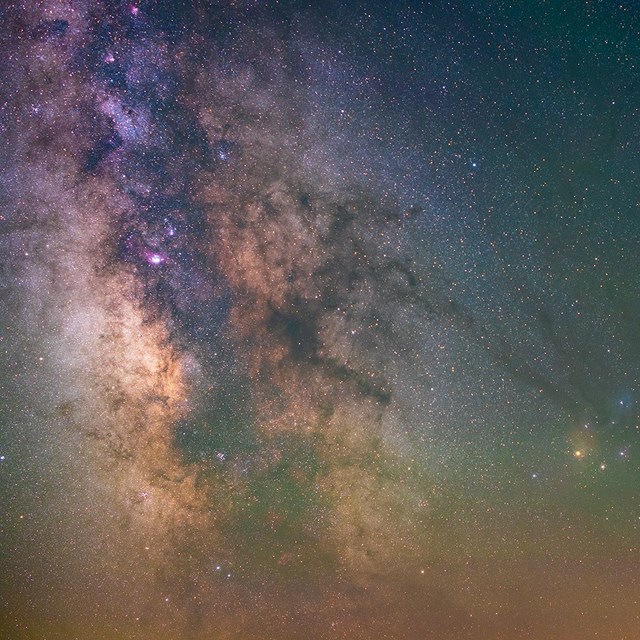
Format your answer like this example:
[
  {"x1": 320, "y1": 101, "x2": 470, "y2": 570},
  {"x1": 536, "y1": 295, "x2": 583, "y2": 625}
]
[{"x1": 1, "y1": 1, "x2": 639, "y2": 639}]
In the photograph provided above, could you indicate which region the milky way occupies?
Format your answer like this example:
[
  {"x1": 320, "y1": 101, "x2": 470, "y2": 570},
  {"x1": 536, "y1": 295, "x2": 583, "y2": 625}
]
[{"x1": 1, "y1": 2, "x2": 639, "y2": 639}]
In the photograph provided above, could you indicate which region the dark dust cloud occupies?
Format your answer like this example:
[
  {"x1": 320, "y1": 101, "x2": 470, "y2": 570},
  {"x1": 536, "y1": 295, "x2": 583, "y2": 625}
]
[{"x1": 1, "y1": 1, "x2": 639, "y2": 639}]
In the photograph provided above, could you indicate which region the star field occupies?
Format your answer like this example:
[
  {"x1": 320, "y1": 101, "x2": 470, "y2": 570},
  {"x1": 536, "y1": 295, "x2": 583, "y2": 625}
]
[{"x1": 0, "y1": 1, "x2": 639, "y2": 639}]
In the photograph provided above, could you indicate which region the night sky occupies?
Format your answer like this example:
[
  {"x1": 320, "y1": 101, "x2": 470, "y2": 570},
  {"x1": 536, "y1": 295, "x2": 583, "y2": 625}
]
[{"x1": 1, "y1": 1, "x2": 639, "y2": 638}]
